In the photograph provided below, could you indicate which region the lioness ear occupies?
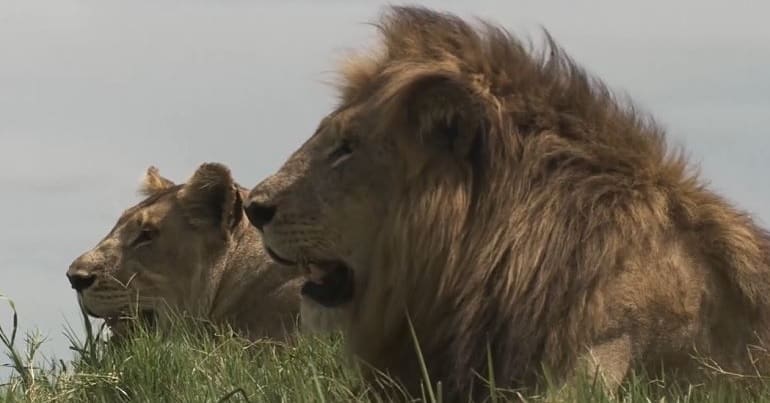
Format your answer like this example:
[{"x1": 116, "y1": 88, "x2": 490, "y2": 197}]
[
  {"x1": 140, "y1": 166, "x2": 175, "y2": 196},
  {"x1": 179, "y1": 163, "x2": 243, "y2": 232},
  {"x1": 387, "y1": 72, "x2": 486, "y2": 161}
]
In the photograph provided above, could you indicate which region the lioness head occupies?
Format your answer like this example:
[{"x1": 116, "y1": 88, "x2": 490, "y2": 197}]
[{"x1": 67, "y1": 163, "x2": 246, "y2": 330}]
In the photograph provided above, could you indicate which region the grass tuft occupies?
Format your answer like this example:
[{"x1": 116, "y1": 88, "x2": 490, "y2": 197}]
[{"x1": 2, "y1": 295, "x2": 770, "y2": 402}]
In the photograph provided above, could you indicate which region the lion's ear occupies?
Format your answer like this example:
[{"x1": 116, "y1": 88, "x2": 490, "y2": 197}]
[
  {"x1": 385, "y1": 71, "x2": 486, "y2": 161},
  {"x1": 179, "y1": 163, "x2": 242, "y2": 232},
  {"x1": 140, "y1": 166, "x2": 175, "y2": 196}
]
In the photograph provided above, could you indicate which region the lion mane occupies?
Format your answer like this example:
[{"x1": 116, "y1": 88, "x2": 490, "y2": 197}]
[{"x1": 248, "y1": 6, "x2": 770, "y2": 400}]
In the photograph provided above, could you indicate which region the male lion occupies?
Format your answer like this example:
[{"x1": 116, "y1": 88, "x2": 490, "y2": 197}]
[
  {"x1": 67, "y1": 163, "x2": 306, "y2": 341},
  {"x1": 244, "y1": 6, "x2": 770, "y2": 401}
]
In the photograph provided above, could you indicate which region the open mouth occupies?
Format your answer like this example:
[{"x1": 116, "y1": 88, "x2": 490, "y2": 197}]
[{"x1": 266, "y1": 247, "x2": 354, "y2": 308}]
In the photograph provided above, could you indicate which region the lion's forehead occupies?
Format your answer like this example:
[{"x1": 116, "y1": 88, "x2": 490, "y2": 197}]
[
  {"x1": 315, "y1": 106, "x2": 364, "y2": 137},
  {"x1": 115, "y1": 193, "x2": 178, "y2": 231},
  {"x1": 80, "y1": 196, "x2": 180, "y2": 263}
]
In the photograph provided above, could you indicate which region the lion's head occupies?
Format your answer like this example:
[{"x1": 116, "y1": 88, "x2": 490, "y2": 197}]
[
  {"x1": 245, "y1": 6, "x2": 770, "y2": 400},
  {"x1": 67, "y1": 163, "x2": 302, "y2": 338}
]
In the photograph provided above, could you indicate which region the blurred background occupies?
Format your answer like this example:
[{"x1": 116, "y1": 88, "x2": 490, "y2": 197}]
[{"x1": 1, "y1": 0, "x2": 768, "y2": 373}]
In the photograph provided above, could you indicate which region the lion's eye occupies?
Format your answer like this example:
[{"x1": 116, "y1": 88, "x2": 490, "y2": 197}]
[
  {"x1": 329, "y1": 140, "x2": 354, "y2": 168},
  {"x1": 132, "y1": 227, "x2": 158, "y2": 247}
]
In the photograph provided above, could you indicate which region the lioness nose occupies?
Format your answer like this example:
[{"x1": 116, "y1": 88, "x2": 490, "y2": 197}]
[
  {"x1": 244, "y1": 200, "x2": 276, "y2": 231},
  {"x1": 67, "y1": 271, "x2": 96, "y2": 292}
]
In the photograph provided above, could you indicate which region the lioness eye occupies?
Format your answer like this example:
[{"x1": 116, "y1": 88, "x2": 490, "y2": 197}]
[
  {"x1": 132, "y1": 228, "x2": 158, "y2": 247},
  {"x1": 329, "y1": 140, "x2": 354, "y2": 168}
]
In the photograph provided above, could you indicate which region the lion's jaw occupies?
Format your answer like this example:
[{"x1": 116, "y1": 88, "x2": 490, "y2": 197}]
[{"x1": 254, "y1": 201, "x2": 362, "y2": 310}]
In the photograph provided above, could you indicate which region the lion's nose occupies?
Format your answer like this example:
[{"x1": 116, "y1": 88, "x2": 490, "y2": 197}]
[
  {"x1": 66, "y1": 270, "x2": 96, "y2": 292},
  {"x1": 244, "y1": 200, "x2": 276, "y2": 231}
]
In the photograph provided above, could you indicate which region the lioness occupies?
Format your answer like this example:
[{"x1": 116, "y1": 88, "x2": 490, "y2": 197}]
[
  {"x1": 243, "y1": 6, "x2": 770, "y2": 401},
  {"x1": 67, "y1": 163, "x2": 304, "y2": 340}
]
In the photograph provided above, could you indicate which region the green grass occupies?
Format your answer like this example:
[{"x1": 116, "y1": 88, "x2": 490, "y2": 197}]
[{"x1": 1, "y1": 295, "x2": 769, "y2": 402}]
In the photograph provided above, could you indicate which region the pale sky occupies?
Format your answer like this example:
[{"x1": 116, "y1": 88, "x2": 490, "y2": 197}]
[{"x1": 0, "y1": 0, "x2": 768, "y2": 368}]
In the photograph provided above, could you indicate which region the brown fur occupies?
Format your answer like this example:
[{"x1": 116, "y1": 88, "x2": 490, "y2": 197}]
[
  {"x1": 247, "y1": 6, "x2": 770, "y2": 400},
  {"x1": 67, "y1": 163, "x2": 305, "y2": 341}
]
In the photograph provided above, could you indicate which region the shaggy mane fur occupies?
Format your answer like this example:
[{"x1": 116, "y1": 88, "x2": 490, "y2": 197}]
[{"x1": 328, "y1": 6, "x2": 770, "y2": 399}]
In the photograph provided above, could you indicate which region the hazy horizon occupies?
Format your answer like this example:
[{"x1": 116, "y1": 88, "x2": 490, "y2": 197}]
[{"x1": 1, "y1": 0, "x2": 768, "y2": 371}]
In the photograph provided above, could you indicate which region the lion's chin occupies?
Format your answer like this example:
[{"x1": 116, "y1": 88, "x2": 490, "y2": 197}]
[{"x1": 265, "y1": 247, "x2": 354, "y2": 308}]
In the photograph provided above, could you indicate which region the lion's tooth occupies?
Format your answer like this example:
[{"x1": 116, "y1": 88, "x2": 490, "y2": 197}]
[{"x1": 307, "y1": 263, "x2": 326, "y2": 284}]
